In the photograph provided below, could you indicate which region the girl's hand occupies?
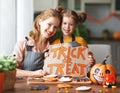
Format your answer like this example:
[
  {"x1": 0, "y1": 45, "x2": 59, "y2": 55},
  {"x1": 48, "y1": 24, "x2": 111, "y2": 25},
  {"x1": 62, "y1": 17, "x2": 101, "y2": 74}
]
[{"x1": 88, "y1": 51, "x2": 96, "y2": 67}]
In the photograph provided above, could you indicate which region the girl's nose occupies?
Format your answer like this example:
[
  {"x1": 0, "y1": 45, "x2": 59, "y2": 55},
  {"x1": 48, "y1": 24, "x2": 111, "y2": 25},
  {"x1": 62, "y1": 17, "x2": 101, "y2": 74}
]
[{"x1": 66, "y1": 24, "x2": 70, "y2": 29}]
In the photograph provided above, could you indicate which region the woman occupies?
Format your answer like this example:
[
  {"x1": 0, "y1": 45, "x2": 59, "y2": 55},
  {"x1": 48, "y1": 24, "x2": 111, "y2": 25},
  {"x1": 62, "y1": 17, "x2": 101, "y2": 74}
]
[{"x1": 13, "y1": 8, "x2": 62, "y2": 76}]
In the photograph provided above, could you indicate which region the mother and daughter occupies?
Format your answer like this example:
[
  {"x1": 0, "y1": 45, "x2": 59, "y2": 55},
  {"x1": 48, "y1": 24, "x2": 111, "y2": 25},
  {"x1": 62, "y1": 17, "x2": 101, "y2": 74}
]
[{"x1": 12, "y1": 7, "x2": 95, "y2": 76}]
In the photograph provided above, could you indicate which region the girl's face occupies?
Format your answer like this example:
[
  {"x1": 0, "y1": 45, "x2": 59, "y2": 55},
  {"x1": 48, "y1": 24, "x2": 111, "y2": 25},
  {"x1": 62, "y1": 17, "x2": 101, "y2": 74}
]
[
  {"x1": 39, "y1": 17, "x2": 60, "y2": 38},
  {"x1": 61, "y1": 16, "x2": 77, "y2": 37}
]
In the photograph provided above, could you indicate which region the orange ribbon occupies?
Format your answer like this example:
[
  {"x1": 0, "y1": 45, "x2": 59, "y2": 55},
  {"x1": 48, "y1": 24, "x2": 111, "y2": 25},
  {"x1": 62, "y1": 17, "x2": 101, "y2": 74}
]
[{"x1": 86, "y1": 12, "x2": 120, "y2": 23}]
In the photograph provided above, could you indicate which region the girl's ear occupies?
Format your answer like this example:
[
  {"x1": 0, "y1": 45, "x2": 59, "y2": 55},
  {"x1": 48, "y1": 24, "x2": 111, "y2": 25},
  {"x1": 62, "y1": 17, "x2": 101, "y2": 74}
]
[{"x1": 75, "y1": 23, "x2": 78, "y2": 28}]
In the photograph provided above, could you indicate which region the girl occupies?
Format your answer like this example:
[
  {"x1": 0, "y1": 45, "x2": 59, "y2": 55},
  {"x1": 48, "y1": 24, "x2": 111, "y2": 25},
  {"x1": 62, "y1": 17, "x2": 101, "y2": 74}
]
[
  {"x1": 13, "y1": 8, "x2": 62, "y2": 76},
  {"x1": 52, "y1": 8, "x2": 95, "y2": 76}
]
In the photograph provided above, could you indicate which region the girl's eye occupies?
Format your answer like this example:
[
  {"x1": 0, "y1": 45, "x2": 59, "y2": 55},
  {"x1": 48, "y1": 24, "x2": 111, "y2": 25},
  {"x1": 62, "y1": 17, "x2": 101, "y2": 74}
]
[
  {"x1": 63, "y1": 22, "x2": 67, "y2": 25},
  {"x1": 70, "y1": 24, "x2": 73, "y2": 26}
]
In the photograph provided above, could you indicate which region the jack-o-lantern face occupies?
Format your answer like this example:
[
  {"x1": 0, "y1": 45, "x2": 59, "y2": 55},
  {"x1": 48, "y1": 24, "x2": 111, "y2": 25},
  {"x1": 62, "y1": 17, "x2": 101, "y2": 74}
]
[{"x1": 90, "y1": 63, "x2": 116, "y2": 84}]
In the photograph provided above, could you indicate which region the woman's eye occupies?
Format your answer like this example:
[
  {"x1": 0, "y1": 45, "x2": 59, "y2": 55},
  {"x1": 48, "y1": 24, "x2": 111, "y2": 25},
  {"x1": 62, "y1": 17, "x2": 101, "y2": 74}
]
[
  {"x1": 54, "y1": 26, "x2": 57, "y2": 29},
  {"x1": 48, "y1": 23, "x2": 52, "y2": 26}
]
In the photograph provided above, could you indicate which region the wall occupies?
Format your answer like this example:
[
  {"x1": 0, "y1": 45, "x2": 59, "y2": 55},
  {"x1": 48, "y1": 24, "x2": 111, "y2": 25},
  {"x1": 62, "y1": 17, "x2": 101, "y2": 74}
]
[
  {"x1": 17, "y1": 0, "x2": 33, "y2": 41},
  {"x1": 85, "y1": 4, "x2": 120, "y2": 38},
  {"x1": 0, "y1": 0, "x2": 119, "y2": 56},
  {"x1": 0, "y1": 0, "x2": 33, "y2": 56},
  {"x1": 0, "y1": 0, "x2": 16, "y2": 56},
  {"x1": 34, "y1": 0, "x2": 58, "y2": 12}
]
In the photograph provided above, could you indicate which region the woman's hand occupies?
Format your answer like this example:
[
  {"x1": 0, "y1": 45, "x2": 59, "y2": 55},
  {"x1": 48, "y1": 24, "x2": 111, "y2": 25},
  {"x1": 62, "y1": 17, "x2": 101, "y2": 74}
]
[
  {"x1": 32, "y1": 70, "x2": 49, "y2": 76},
  {"x1": 44, "y1": 49, "x2": 49, "y2": 58},
  {"x1": 44, "y1": 52, "x2": 49, "y2": 58}
]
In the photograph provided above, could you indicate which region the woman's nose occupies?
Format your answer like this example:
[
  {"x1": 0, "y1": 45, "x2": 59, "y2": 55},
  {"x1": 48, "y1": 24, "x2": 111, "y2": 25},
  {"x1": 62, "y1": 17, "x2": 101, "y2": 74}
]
[
  {"x1": 49, "y1": 26, "x2": 55, "y2": 32},
  {"x1": 49, "y1": 26, "x2": 54, "y2": 32}
]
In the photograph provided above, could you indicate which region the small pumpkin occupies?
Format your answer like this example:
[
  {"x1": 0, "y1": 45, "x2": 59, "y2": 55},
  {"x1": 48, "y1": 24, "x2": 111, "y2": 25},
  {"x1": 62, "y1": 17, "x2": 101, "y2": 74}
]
[
  {"x1": 90, "y1": 59, "x2": 116, "y2": 85},
  {"x1": 113, "y1": 31, "x2": 120, "y2": 40}
]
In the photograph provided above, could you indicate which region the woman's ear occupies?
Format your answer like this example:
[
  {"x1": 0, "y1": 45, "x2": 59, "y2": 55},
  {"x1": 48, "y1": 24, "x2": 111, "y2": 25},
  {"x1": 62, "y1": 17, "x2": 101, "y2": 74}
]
[{"x1": 39, "y1": 19, "x2": 42, "y2": 25}]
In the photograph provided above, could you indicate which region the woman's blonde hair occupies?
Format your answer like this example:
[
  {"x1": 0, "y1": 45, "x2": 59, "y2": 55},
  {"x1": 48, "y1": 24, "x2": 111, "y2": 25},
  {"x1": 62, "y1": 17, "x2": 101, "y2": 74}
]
[{"x1": 28, "y1": 8, "x2": 62, "y2": 42}]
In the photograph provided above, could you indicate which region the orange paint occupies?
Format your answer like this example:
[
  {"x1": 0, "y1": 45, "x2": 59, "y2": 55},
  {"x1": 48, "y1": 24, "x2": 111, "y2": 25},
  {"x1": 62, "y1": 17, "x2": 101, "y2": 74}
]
[
  {"x1": 78, "y1": 64, "x2": 86, "y2": 75},
  {"x1": 62, "y1": 57, "x2": 71, "y2": 63},
  {"x1": 77, "y1": 47, "x2": 86, "y2": 59},
  {"x1": 48, "y1": 63, "x2": 65, "y2": 75},
  {"x1": 51, "y1": 48, "x2": 59, "y2": 58},
  {"x1": 66, "y1": 62, "x2": 71, "y2": 74},
  {"x1": 48, "y1": 62, "x2": 87, "y2": 75},
  {"x1": 48, "y1": 64, "x2": 55, "y2": 74},
  {"x1": 71, "y1": 47, "x2": 77, "y2": 58},
  {"x1": 45, "y1": 45, "x2": 88, "y2": 75},
  {"x1": 51, "y1": 46, "x2": 67, "y2": 59},
  {"x1": 72, "y1": 63, "x2": 79, "y2": 74},
  {"x1": 56, "y1": 64, "x2": 65, "y2": 75},
  {"x1": 67, "y1": 46, "x2": 71, "y2": 59},
  {"x1": 58, "y1": 46, "x2": 67, "y2": 59},
  {"x1": 51, "y1": 46, "x2": 87, "y2": 60}
]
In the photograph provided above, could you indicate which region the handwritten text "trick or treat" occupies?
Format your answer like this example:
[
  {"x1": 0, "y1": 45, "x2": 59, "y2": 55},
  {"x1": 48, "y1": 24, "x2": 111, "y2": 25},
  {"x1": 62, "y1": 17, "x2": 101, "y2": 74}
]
[{"x1": 44, "y1": 45, "x2": 89, "y2": 75}]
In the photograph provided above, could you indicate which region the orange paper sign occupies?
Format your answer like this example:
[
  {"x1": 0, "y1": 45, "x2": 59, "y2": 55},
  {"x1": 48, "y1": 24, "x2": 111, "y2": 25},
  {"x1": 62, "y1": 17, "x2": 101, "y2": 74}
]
[{"x1": 44, "y1": 43, "x2": 89, "y2": 76}]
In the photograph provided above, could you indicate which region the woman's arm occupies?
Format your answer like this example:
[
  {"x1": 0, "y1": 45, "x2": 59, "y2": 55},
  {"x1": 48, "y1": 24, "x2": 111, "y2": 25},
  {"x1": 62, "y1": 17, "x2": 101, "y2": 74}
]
[
  {"x1": 16, "y1": 68, "x2": 48, "y2": 77},
  {"x1": 12, "y1": 41, "x2": 26, "y2": 68}
]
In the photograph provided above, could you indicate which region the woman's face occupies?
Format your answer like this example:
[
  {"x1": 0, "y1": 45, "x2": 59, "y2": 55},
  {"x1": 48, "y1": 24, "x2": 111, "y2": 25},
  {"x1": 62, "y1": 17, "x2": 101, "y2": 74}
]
[
  {"x1": 39, "y1": 17, "x2": 60, "y2": 38},
  {"x1": 61, "y1": 16, "x2": 77, "y2": 37}
]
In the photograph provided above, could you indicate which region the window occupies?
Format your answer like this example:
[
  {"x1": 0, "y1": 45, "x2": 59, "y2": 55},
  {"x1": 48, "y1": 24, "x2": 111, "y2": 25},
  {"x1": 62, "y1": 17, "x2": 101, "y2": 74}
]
[
  {"x1": 111, "y1": 0, "x2": 120, "y2": 14},
  {"x1": 74, "y1": 0, "x2": 81, "y2": 10},
  {"x1": 58, "y1": 0, "x2": 68, "y2": 9}
]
